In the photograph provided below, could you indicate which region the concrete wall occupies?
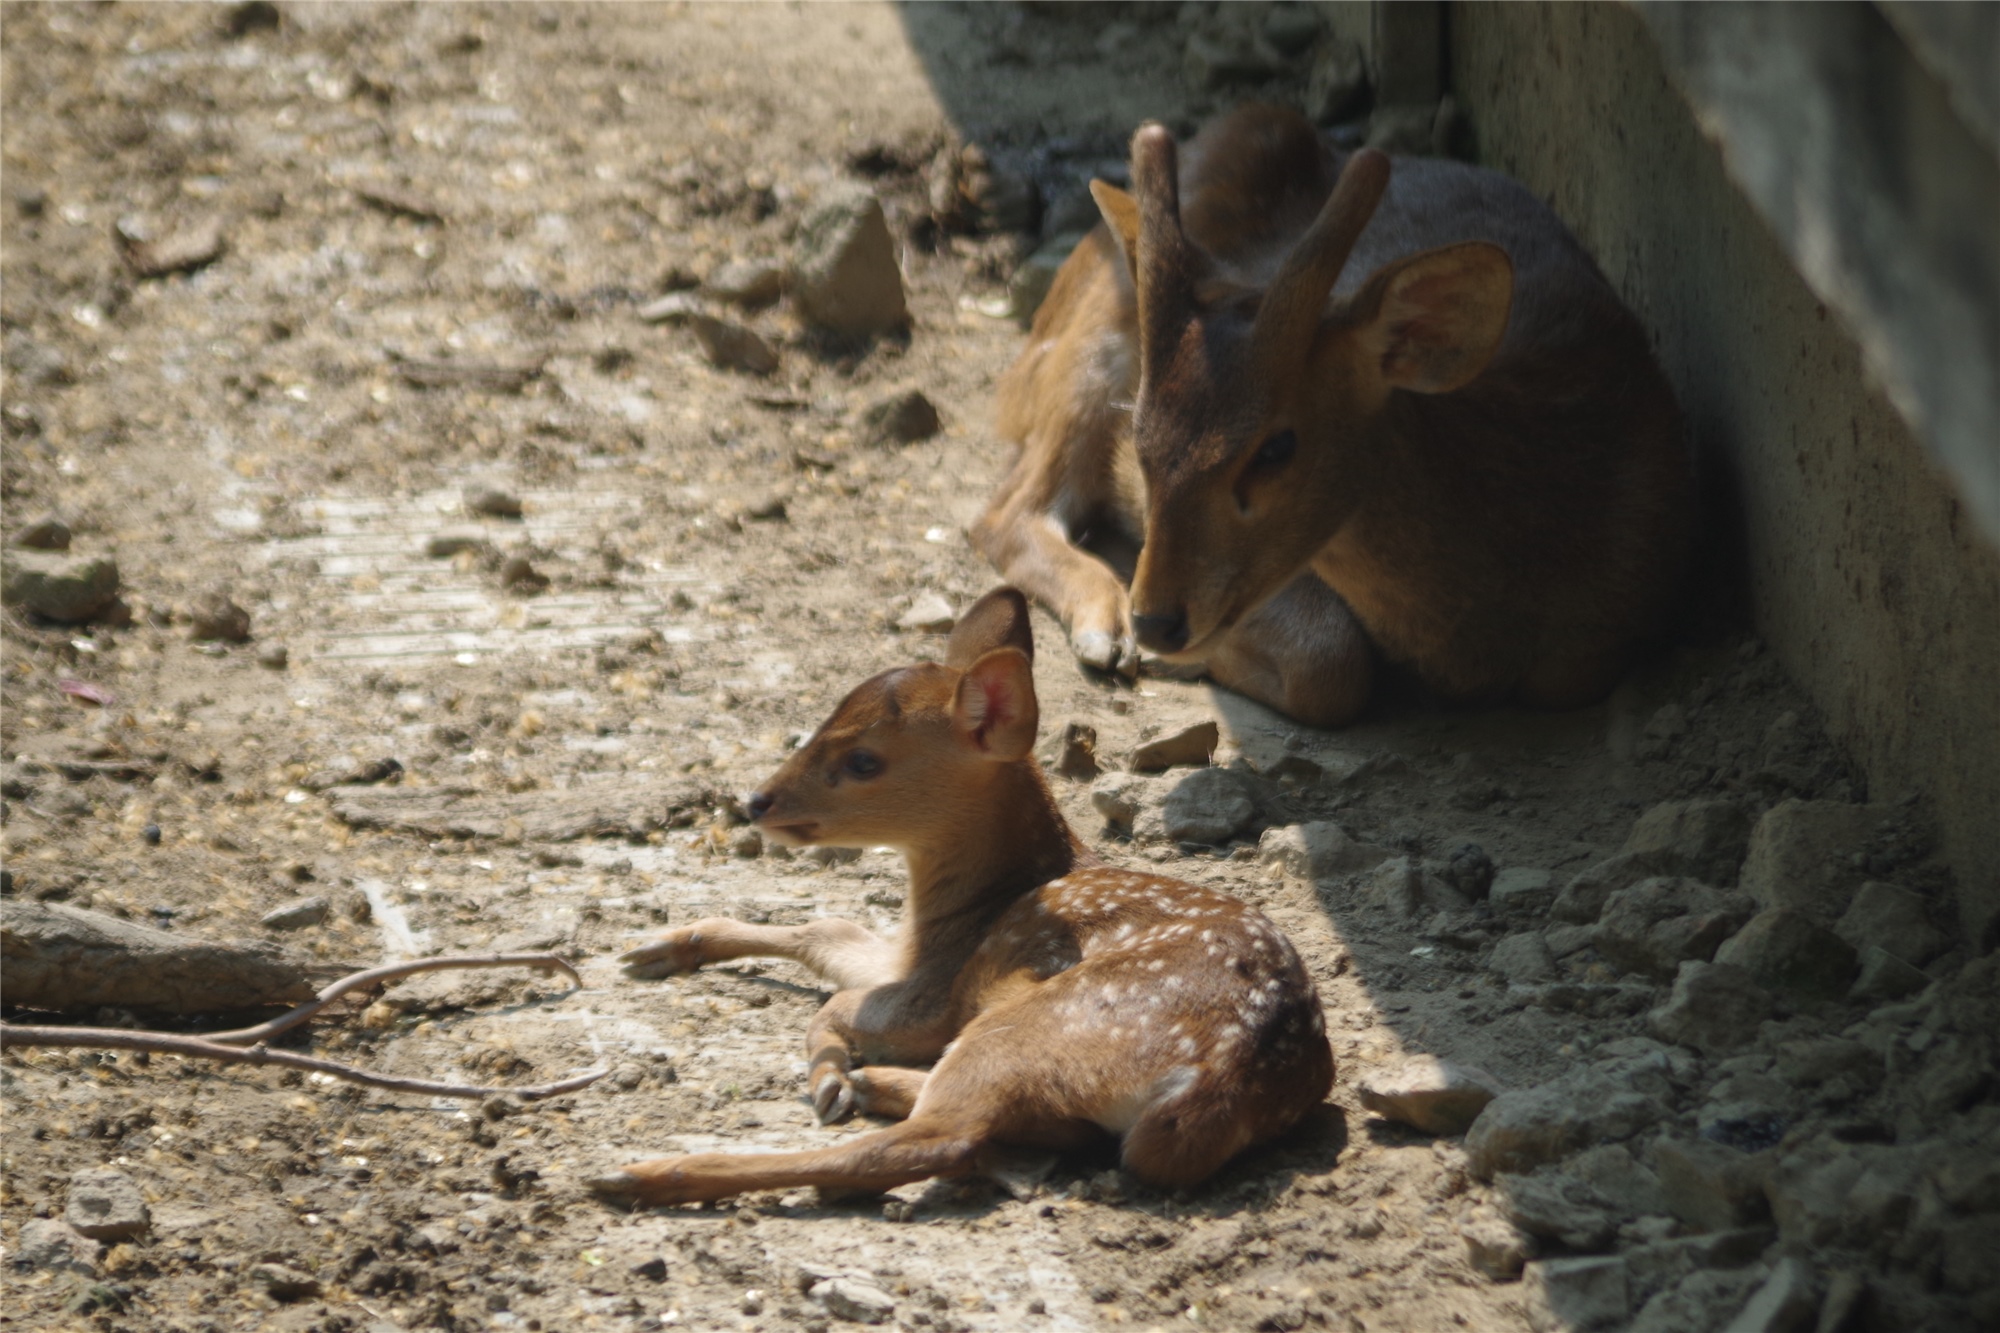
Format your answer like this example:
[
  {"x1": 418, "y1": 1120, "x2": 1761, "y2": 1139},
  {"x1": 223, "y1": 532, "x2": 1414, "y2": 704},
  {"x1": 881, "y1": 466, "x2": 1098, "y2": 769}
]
[{"x1": 1447, "y1": 2, "x2": 2000, "y2": 942}]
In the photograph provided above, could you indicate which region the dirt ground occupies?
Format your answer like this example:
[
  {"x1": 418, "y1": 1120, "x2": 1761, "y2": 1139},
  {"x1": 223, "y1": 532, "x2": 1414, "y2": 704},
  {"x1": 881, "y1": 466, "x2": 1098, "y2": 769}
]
[{"x1": 3, "y1": 5, "x2": 1990, "y2": 1333}]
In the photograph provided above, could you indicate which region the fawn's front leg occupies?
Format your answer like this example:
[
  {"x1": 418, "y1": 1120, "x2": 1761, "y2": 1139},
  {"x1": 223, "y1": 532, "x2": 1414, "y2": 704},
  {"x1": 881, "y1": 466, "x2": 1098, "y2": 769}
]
[
  {"x1": 619, "y1": 916, "x2": 900, "y2": 990},
  {"x1": 805, "y1": 983, "x2": 955, "y2": 1124}
]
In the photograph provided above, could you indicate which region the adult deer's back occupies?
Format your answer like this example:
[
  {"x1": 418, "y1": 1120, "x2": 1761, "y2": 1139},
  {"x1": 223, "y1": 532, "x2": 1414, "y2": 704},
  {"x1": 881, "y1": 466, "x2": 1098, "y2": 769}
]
[{"x1": 980, "y1": 105, "x2": 1690, "y2": 721}]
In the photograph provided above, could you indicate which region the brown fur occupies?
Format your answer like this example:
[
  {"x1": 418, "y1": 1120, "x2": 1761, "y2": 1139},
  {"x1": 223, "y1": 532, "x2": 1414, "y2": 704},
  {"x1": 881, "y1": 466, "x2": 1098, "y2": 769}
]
[
  {"x1": 973, "y1": 105, "x2": 1692, "y2": 724},
  {"x1": 593, "y1": 589, "x2": 1333, "y2": 1205}
]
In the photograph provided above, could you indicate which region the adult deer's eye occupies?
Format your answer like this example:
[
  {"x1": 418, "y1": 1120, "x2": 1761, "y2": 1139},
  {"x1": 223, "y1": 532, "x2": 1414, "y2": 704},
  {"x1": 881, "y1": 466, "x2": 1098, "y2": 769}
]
[
  {"x1": 1253, "y1": 429, "x2": 1297, "y2": 471},
  {"x1": 843, "y1": 750, "x2": 883, "y2": 779}
]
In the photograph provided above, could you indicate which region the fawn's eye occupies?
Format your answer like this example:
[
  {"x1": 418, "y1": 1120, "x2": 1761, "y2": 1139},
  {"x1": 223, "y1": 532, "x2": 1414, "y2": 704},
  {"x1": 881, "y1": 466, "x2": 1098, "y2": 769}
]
[
  {"x1": 1252, "y1": 429, "x2": 1297, "y2": 471},
  {"x1": 842, "y1": 750, "x2": 883, "y2": 779}
]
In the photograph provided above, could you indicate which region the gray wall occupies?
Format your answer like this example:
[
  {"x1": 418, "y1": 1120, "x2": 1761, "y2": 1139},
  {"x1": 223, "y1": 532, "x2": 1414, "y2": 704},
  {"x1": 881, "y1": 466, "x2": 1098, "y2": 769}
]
[{"x1": 1448, "y1": 1, "x2": 2000, "y2": 941}]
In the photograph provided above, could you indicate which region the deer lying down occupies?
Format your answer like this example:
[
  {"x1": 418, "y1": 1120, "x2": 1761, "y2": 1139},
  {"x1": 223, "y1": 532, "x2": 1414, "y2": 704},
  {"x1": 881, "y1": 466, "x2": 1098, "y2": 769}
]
[
  {"x1": 591, "y1": 588, "x2": 1333, "y2": 1206},
  {"x1": 975, "y1": 105, "x2": 1691, "y2": 727}
]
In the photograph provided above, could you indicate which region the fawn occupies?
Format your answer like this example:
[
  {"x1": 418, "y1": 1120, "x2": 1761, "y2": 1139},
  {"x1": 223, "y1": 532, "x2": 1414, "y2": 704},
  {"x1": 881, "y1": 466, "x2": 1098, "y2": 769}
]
[
  {"x1": 590, "y1": 588, "x2": 1333, "y2": 1205},
  {"x1": 974, "y1": 105, "x2": 1691, "y2": 727}
]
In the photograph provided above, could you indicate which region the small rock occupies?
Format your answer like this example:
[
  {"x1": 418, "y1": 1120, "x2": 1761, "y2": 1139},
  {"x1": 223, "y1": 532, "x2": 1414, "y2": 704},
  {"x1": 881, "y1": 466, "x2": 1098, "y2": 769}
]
[
  {"x1": 810, "y1": 1277, "x2": 896, "y2": 1324},
  {"x1": 1259, "y1": 822, "x2": 1394, "y2": 883},
  {"x1": 703, "y1": 258, "x2": 785, "y2": 308},
  {"x1": 1440, "y1": 843, "x2": 1496, "y2": 899},
  {"x1": 1848, "y1": 945, "x2": 1931, "y2": 1002},
  {"x1": 1628, "y1": 1268, "x2": 1770, "y2": 1333},
  {"x1": 1738, "y1": 799, "x2": 1899, "y2": 923},
  {"x1": 731, "y1": 828, "x2": 764, "y2": 859},
  {"x1": 250, "y1": 1263, "x2": 321, "y2": 1301},
  {"x1": 1522, "y1": 1255, "x2": 1630, "y2": 1333},
  {"x1": 896, "y1": 592, "x2": 955, "y2": 633},
  {"x1": 65, "y1": 1169, "x2": 149, "y2": 1241},
  {"x1": 1, "y1": 551, "x2": 120, "y2": 623},
  {"x1": 260, "y1": 895, "x2": 329, "y2": 931},
  {"x1": 856, "y1": 388, "x2": 941, "y2": 446},
  {"x1": 689, "y1": 312, "x2": 780, "y2": 375},
  {"x1": 806, "y1": 845, "x2": 862, "y2": 867},
  {"x1": 1491, "y1": 867, "x2": 1558, "y2": 918},
  {"x1": 10, "y1": 1219, "x2": 101, "y2": 1275},
  {"x1": 1184, "y1": 31, "x2": 1284, "y2": 89},
  {"x1": 425, "y1": 531, "x2": 492, "y2": 558},
  {"x1": 1594, "y1": 879, "x2": 1757, "y2": 980},
  {"x1": 1466, "y1": 1064, "x2": 1670, "y2": 1180},
  {"x1": 1553, "y1": 851, "x2": 1674, "y2": 924},
  {"x1": 1048, "y1": 721, "x2": 1100, "y2": 780},
  {"x1": 498, "y1": 555, "x2": 547, "y2": 591},
  {"x1": 1654, "y1": 1137, "x2": 1772, "y2": 1232},
  {"x1": 10, "y1": 515, "x2": 71, "y2": 551},
  {"x1": 1496, "y1": 1169, "x2": 1624, "y2": 1251},
  {"x1": 465, "y1": 486, "x2": 524, "y2": 518},
  {"x1": 1090, "y1": 771, "x2": 1157, "y2": 833},
  {"x1": 254, "y1": 641, "x2": 289, "y2": 669},
  {"x1": 1544, "y1": 922, "x2": 1599, "y2": 959},
  {"x1": 186, "y1": 590, "x2": 252, "y2": 643},
  {"x1": 1622, "y1": 799, "x2": 1755, "y2": 884},
  {"x1": 1569, "y1": 1142, "x2": 1669, "y2": 1219},
  {"x1": 1834, "y1": 882, "x2": 1944, "y2": 966},
  {"x1": 738, "y1": 493, "x2": 789, "y2": 523},
  {"x1": 1647, "y1": 961, "x2": 1772, "y2": 1054},
  {"x1": 221, "y1": 1, "x2": 282, "y2": 39},
  {"x1": 1161, "y1": 767, "x2": 1257, "y2": 844},
  {"x1": 1369, "y1": 856, "x2": 1435, "y2": 921},
  {"x1": 1720, "y1": 1257, "x2": 1818, "y2": 1333},
  {"x1": 636, "y1": 291, "x2": 705, "y2": 324},
  {"x1": 630, "y1": 1256, "x2": 669, "y2": 1281},
  {"x1": 792, "y1": 184, "x2": 907, "y2": 335},
  {"x1": 1358, "y1": 1056, "x2": 1503, "y2": 1135},
  {"x1": 118, "y1": 214, "x2": 225, "y2": 279},
  {"x1": 1463, "y1": 1205, "x2": 1537, "y2": 1280},
  {"x1": 1128, "y1": 721, "x2": 1219, "y2": 773},
  {"x1": 1712, "y1": 909, "x2": 1859, "y2": 998},
  {"x1": 1491, "y1": 932, "x2": 1560, "y2": 984}
]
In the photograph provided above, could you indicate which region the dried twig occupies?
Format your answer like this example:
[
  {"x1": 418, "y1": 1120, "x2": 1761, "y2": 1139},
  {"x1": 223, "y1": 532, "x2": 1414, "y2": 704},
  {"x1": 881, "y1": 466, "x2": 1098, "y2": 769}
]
[
  {"x1": 0, "y1": 1025, "x2": 604, "y2": 1101},
  {"x1": 0, "y1": 952, "x2": 602, "y2": 1101}
]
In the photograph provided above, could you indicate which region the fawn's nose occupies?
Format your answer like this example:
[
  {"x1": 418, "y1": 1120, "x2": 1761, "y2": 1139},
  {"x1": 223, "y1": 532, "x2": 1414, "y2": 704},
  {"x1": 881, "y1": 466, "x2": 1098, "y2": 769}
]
[
  {"x1": 744, "y1": 791, "x2": 775, "y2": 822},
  {"x1": 1131, "y1": 609, "x2": 1190, "y2": 654}
]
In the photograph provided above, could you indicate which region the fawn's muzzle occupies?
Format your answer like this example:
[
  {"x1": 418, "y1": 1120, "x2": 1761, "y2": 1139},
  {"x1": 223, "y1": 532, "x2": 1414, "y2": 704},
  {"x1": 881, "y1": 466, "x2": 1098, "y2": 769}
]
[
  {"x1": 745, "y1": 791, "x2": 775, "y2": 821},
  {"x1": 1131, "y1": 609, "x2": 1190, "y2": 654}
]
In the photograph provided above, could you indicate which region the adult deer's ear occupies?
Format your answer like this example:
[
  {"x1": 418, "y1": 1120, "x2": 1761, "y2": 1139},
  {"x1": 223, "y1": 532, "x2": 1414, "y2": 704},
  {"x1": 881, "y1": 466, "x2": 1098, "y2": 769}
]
[
  {"x1": 1348, "y1": 242, "x2": 1514, "y2": 394},
  {"x1": 952, "y1": 648, "x2": 1039, "y2": 761},
  {"x1": 945, "y1": 587, "x2": 1035, "y2": 669},
  {"x1": 1091, "y1": 181, "x2": 1142, "y2": 288}
]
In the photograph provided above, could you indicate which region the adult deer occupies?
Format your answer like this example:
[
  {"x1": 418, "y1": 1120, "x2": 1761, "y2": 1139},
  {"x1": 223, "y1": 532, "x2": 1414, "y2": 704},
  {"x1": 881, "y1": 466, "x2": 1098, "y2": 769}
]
[
  {"x1": 591, "y1": 589, "x2": 1333, "y2": 1205},
  {"x1": 974, "y1": 105, "x2": 1690, "y2": 726}
]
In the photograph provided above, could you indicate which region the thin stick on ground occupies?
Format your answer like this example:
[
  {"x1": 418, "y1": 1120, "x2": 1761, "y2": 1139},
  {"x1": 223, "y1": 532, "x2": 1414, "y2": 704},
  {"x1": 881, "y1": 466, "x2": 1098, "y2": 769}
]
[{"x1": 0, "y1": 953, "x2": 603, "y2": 1101}]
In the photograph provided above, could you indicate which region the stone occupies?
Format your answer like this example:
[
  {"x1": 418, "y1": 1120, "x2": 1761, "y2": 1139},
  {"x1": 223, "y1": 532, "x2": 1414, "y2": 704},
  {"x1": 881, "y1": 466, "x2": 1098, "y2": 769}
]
[
  {"x1": 251, "y1": 1262, "x2": 321, "y2": 1301},
  {"x1": 1834, "y1": 882, "x2": 1944, "y2": 965},
  {"x1": 1046, "y1": 721, "x2": 1100, "y2": 780},
  {"x1": 1262, "y1": 4, "x2": 1323, "y2": 56},
  {"x1": 931, "y1": 144, "x2": 1039, "y2": 235},
  {"x1": 1713, "y1": 909, "x2": 1860, "y2": 998},
  {"x1": 702, "y1": 258, "x2": 785, "y2": 308},
  {"x1": 1161, "y1": 767, "x2": 1258, "y2": 844},
  {"x1": 895, "y1": 593, "x2": 955, "y2": 633},
  {"x1": 1465, "y1": 1067, "x2": 1669, "y2": 1179},
  {"x1": 810, "y1": 1277, "x2": 896, "y2": 1324},
  {"x1": 1647, "y1": 961, "x2": 1772, "y2": 1054},
  {"x1": 11, "y1": 515, "x2": 71, "y2": 550},
  {"x1": 186, "y1": 589, "x2": 252, "y2": 642},
  {"x1": 260, "y1": 895, "x2": 328, "y2": 931},
  {"x1": 1545, "y1": 923, "x2": 1599, "y2": 958},
  {"x1": 1522, "y1": 1256, "x2": 1630, "y2": 1333},
  {"x1": 1629, "y1": 1268, "x2": 1768, "y2": 1333},
  {"x1": 1622, "y1": 799, "x2": 1755, "y2": 884},
  {"x1": 1595, "y1": 878, "x2": 1757, "y2": 980},
  {"x1": 731, "y1": 828, "x2": 763, "y2": 859},
  {"x1": 10, "y1": 1219, "x2": 101, "y2": 1275},
  {"x1": 1848, "y1": 945, "x2": 1932, "y2": 1002},
  {"x1": 464, "y1": 485, "x2": 523, "y2": 518},
  {"x1": 255, "y1": 641, "x2": 289, "y2": 669},
  {"x1": 1738, "y1": 800, "x2": 1899, "y2": 923},
  {"x1": 1463, "y1": 1205, "x2": 1537, "y2": 1280},
  {"x1": 1370, "y1": 856, "x2": 1430, "y2": 921},
  {"x1": 1492, "y1": 931, "x2": 1561, "y2": 984},
  {"x1": 1553, "y1": 851, "x2": 1676, "y2": 924},
  {"x1": 1184, "y1": 31, "x2": 1284, "y2": 89},
  {"x1": 688, "y1": 313, "x2": 779, "y2": 375},
  {"x1": 1, "y1": 550, "x2": 120, "y2": 623},
  {"x1": 792, "y1": 184, "x2": 907, "y2": 336},
  {"x1": 636, "y1": 291, "x2": 704, "y2": 324},
  {"x1": 1569, "y1": 1142, "x2": 1669, "y2": 1219},
  {"x1": 1128, "y1": 721, "x2": 1218, "y2": 772},
  {"x1": 65, "y1": 1169, "x2": 150, "y2": 1241},
  {"x1": 1655, "y1": 1137, "x2": 1772, "y2": 1232},
  {"x1": 498, "y1": 554, "x2": 547, "y2": 591},
  {"x1": 1090, "y1": 772, "x2": 1160, "y2": 836},
  {"x1": 1357, "y1": 1056, "x2": 1503, "y2": 1136},
  {"x1": 425, "y1": 530, "x2": 492, "y2": 558},
  {"x1": 1490, "y1": 867, "x2": 1558, "y2": 918},
  {"x1": 1496, "y1": 1169, "x2": 1624, "y2": 1250},
  {"x1": 3, "y1": 899, "x2": 315, "y2": 1014},
  {"x1": 1259, "y1": 822, "x2": 1395, "y2": 883},
  {"x1": 1305, "y1": 38, "x2": 1369, "y2": 123},
  {"x1": 856, "y1": 388, "x2": 940, "y2": 446},
  {"x1": 1439, "y1": 843, "x2": 1497, "y2": 898},
  {"x1": 1721, "y1": 1258, "x2": 1819, "y2": 1333}
]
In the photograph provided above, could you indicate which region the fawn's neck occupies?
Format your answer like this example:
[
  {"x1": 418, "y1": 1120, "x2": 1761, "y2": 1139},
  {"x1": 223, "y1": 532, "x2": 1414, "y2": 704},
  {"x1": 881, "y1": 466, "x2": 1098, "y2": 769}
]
[{"x1": 899, "y1": 761, "x2": 1086, "y2": 946}]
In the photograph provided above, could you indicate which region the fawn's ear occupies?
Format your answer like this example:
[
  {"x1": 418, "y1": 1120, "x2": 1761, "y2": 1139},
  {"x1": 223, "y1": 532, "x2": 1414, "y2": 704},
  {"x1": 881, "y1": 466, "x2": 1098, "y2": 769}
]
[
  {"x1": 1091, "y1": 181, "x2": 1142, "y2": 287},
  {"x1": 1347, "y1": 242, "x2": 1513, "y2": 394},
  {"x1": 945, "y1": 587, "x2": 1035, "y2": 669},
  {"x1": 952, "y1": 648, "x2": 1039, "y2": 761}
]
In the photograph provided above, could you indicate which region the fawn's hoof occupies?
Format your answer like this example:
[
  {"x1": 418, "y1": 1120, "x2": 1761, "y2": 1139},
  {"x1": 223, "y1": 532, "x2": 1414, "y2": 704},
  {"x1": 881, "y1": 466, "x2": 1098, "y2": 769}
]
[{"x1": 583, "y1": 1169, "x2": 642, "y2": 1198}]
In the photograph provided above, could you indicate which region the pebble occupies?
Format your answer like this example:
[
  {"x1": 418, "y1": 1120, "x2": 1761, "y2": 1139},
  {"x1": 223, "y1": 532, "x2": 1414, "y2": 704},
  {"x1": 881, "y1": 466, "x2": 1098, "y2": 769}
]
[
  {"x1": 1, "y1": 551, "x2": 121, "y2": 623},
  {"x1": 118, "y1": 214, "x2": 226, "y2": 279},
  {"x1": 1440, "y1": 843, "x2": 1496, "y2": 898},
  {"x1": 1462, "y1": 1206, "x2": 1537, "y2": 1280},
  {"x1": 425, "y1": 531, "x2": 493, "y2": 558},
  {"x1": 255, "y1": 641, "x2": 289, "y2": 669},
  {"x1": 10, "y1": 515, "x2": 71, "y2": 551},
  {"x1": 1846, "y1": 945, "x2": 1931, "y2": 1002},
  {"x1": 65, "y1": 1168, "x2": 150, "y2": 1241},
  {"x1": 1653, "y1": 1137, "x2": 1771, "y2": 1233},
  {"x1": 792, "y1": 184, "x2": 907, "y2": 335},
  {"x1": 1552, "y1": 852, "x2": 1671, "y2": 923},
  {"x1": 1495, "y1": 1169, "x2": 1624, "y2": 1251},
  {"x1": 185, "y1": 589, "x2": 252, "y2": 643},
  {"x1": 260, "y1": 895, "x2": 329, "y2": 931},
  {"x1": 249, "y1": 1262, "x2": 321, "y2": 1301},
  {"x1": 856, "y1": 388, "x2": 941, "y2": 446},
  {"x1": 1594, "y1": 879, "x2": 1757, "y2": 980},
  {"x1": 464, "y1": 485, "x2": 524, "y2": 518},
  {"x1": 11, "y1": 1218, "x2": 101, "y2": 1275},
  {"x1": 1161, "y1": 766, "x2": 1257, "y2": 844},
  {"x1": 738, "y1": 493, "x2": 789, "y2": 523},
  {"x1": 809, "y1": 1277, "x2": 896, "y2": 1324},
  {"x1": 688, "y1": 312, "x2": 779, "y2": 376},
  {"x1": 805, "y1": 845, "x2": 862, "y2": 867},
  {"x1": 1127, "y1": 721, "x2": 1218, "y2": 773},
  {"x1": 896, "y1": 592, "x2": 955, "y2": 633},
  {"x1": 1260, "y1": 822, "x2": 1395, "y2": 883},
  {"x1": 1090, "y1": 771, "x2": 1160, "y2": 835},
  {"x1": 1647, "y1": 961, "x2": 1772, "y2": 1054},
  {"x1": 1712, "y1": 908, "x2": 1859, "y2": 998},
  {"x1": 1738, "y1": 799, "x2": 1898, "y2": 923},
  {"x1": 1491, "y1": 866, "x2": 1558, "y2": 918},
  {"x1": 499, "y1": 555, "x2": 547, "y2": 591},
  {"x1": 731, "y1": 828, "x2": 764, "y2": 859},
  {"x1": 1465, "y1": 1066, "x2": 1669, "y2": 1179},
  {"x1": 1622, "y1": 799, "x2": 1754, "y2": 885},
  {"x1": 1834, "y1": 881, "x2": 1944, "y2": 965},
  {"x1": 1491, "y1": 931, "x2": 1560, "y2": 984},
  {"x1": 1046, "y1": 720, "x2": 1100, "y2": 780},
  {"x1": 1357, "y1": 1055, "x2": 1503, "y2": 1136},
  {"x1": 702, "y1": 258, "x2": 785, "y2": 308},
  {"x1": 636, "y1": 291, "x2": 705, "y2": 324},
  {"x1": 1521, "y1": 1255, "x2": 1630, "y2": 1333}
]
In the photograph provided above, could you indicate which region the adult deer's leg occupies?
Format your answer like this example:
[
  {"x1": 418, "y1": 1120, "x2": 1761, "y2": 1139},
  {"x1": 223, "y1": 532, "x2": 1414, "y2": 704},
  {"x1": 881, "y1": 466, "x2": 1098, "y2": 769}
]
[{"x1": 1202, "y1": 573, "x2": 1374, "y2": 728}]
